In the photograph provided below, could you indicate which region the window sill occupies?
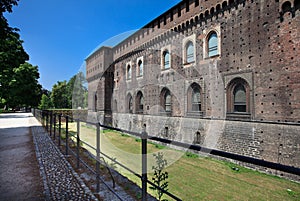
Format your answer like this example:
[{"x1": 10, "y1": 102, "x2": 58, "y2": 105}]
[
  {"x1": 205, "y1": 54, "x2": 220, "y2": 60},
  {"x1": 226, "y1": 112, "x2": 251, "y2": 120},
  {"x1": 160, "y1": 111, "x2": 172, "y2": 117},
  {"x1": 183, "y1": 61, "x2": 196, "y2": 67},
  {"x1": 161, "y1": 68, "x2": 171, "y2": 72},
  {"x1": 186, "y1": 111, "x2": 203, "y2": 118}
]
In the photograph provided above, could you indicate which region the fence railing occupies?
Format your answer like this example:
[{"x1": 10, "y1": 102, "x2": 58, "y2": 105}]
[{"x1": 32, "y1": 109, "x2": 300, "y2": 201}]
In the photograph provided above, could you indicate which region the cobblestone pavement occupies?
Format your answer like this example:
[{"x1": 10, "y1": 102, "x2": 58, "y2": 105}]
[
  {"x1": 1, "y1": 113, "x2": 152, "y2": 201},
  {"x1": 29, "y1": 117, "x2": 99, "y2": 201}
]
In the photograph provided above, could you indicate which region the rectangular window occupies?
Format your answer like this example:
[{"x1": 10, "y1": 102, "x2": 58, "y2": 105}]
[
  {"x1": 195, "y1": 0, "x2": 199, "y2": 7},
  {"x1": 178, "y1": 6, "x2": 181, "y2": 17}
]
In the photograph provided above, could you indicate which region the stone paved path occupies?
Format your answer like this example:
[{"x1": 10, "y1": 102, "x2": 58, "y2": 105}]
[
  {"x1": 29, "y1": 114, "x2": 98, "y2": 201},
  {"x1": 0, "y1": 112, "x2": 154, "y2": 201},
  {"x1": 0, "y1": 113, "x2": 98, "y2": 201}
]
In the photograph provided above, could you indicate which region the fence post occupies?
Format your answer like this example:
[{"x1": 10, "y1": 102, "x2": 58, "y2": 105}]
[
  {"x1": 46, "y1": 111, "x2": 48, "y2": 131},
  {"x1": 76, "y1": 119, "x2": 80, "y2": 169},
  {"x1": 96, "y1": 123, "x2": 101, "y2": 192},
  {"x1": 58, "y1": 114, "x2": 61, "y2": 146},
  {"x1": 141, "y1": 130, "x2": 148, "y2": 201},
  {"x1": 65, "y1": 115, "x2": 69, "y2": 155},
  {"x1": 42, "y1": 110, "x2": 44, "y2": 127},
  {"x1": 49, "y1": 111, "x2": 52, "y2": 136},
  {"x1": 53, "y1": 114, "x2": 56, "y2": 141}
]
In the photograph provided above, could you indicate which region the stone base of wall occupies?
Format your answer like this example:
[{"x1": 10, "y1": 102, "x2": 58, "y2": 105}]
[
  {"x1": 110, "y1": 113, "x2": 300, "y2": 170},
  {"x1": 85, "y1": 112, "x2": 299, "y2": 179}
]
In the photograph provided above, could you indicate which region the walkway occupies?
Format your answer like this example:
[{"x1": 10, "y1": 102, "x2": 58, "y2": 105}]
[
  {"x1": 0, "y1": 113, "x2": 97, "y2": 201},
  {"x1": 0, "y1": 113, "x2": 44, "y2": 200}
]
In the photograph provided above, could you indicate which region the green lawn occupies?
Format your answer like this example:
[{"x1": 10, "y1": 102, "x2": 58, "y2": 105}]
[{"x1": 66, "y1": 122, "x2": 300, "y2": 201}]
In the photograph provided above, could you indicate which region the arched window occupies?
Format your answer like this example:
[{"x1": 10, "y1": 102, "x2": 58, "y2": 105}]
[
  {"x1": 163, "y1": 50, "x2": 170, "y2": 69},
  {"x1": 227, "y1": 78, "x2": 250, "y2": 115},
  {"x1": 161, "y1": 88, "x2": 171, "y2": 113},
  {"x1": 222, "y1": 1, "x2": 228, "y2": 9},
  {"x1": 136, "y1": 91, "x2": 144, "y2": 114},
  {"x1": 208, "y1": 32, "x2": 218, "y2": 57},
  {"x1": 192, "y1": 86, "x2": 201, "y2": 111},
  {"x1": 127, "y1": 64, "x2": 131, "y2": 80},
  {"x1": 282, "y1": 1, "x2": 292, "y2": 13},
  {"x1": 138, "y1": 60, "x2": 143, "y2": 76},
  {"x1": 127, "y1": 94, "x2": 133, "y2": 113},
  {"x1": 165, "y1": 91, "x2": 171, "y2": 112},
  {"x1": 188, "y1": 83, "x2": 202, "y2": 114},
  {"x1": 194, "y1": 131, "x2": 201, "y2": 144},
  {"x1": 186, "y1": 41, "x2": 195, "y2": 63},
  {"x1": 233, "y1": 84, "x2": 246, "y2": 112}
]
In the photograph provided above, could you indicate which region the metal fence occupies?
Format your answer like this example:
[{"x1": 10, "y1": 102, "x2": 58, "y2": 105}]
[{"x1": 32, "y1": 109, "x2": 300, "y2": 201}]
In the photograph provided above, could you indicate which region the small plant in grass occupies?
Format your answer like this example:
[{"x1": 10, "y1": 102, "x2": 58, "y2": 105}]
[
  {"x1": 135, "y1": 138, "x2": 141, "y2": 142},
  {"x1": 121, "y1": 133, "x2": 129, "y2": 137},
  {"x1": 109, "y1": 157, "x2": 117, "y2": 170},
  {"x1": 150, "y1": 152, "x2": 169, "y2": 201},
  {"x1": 155, "y1": 144, "x2": 165, "y2": 149},
  {"x1": 185, "y1": 151, "x2": 198, "y2": 158},
  {"x1": 286, "y1": 189, "x2": 298, "y2": 197}
]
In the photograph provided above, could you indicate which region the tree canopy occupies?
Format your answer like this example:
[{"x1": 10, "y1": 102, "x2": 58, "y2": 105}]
[
  {"x1": 46, "y1": 73, "x2": 88, "y2": 109},
  {"x1": 8, "y1": 62, "x2": 42, "y2": 108},
  {"x1": 1, "y1": 0, "x2": 42, "y2": 109}
]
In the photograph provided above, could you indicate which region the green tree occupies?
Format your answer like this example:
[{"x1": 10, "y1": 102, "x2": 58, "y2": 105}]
[
  {"x1": 51, "y1": 81, "x2": 69, "y2": 109},
  {"x1": 150, "y1": 152, "x2": 169, "y2": 201},
  {"x1": 0, "y1": 0, "x2": 31, "y2": 108},
  {"x1": 67, "y1": 72, "x2": 87, "y2": 109},
  {"x1": 8, "y1": 62, "x2": 42, "y2": 108},
  {"x1": 39, "y1": 94, "x2": 53, "y2": 109},
  {"x1": 0, "y1": 0, "x2": 19, "y2": 13}
]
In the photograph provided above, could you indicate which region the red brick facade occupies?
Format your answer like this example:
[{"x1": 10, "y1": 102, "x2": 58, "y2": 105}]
[{"x1": 86, "y1": 0, "x2": 300, "y2": 174}]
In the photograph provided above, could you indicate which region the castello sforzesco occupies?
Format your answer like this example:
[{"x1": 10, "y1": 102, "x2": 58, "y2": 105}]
[{"x1": 85, "y1": 0, "x2": 300, "y2": 176}]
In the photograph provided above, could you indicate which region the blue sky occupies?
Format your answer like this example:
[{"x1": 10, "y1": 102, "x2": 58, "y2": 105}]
[{"x1": 5, "y1": 0, "x2": 181, "y2": 90}]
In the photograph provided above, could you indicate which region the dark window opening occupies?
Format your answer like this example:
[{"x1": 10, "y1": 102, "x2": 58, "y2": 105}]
[
  {"x1": 127, "y1": 64, "x2": 131, "y2": 79},
  {"x1": 136, "y1": 91, "x2": 144, "y2": 114},
  {"x1": 163, "y1": 50, "x2": 170, "y2": 69},
  {"x1": 128, "y1": 95, "x2": 133, "y2": 113},
  {"x1": 94, "y1": 94, "x2": 97, "y2": 112},
  {"x1": 234, "y1": 84, "x2": 246, "y2": 112},
  {"x1": 165, "y1": 91, "x2": 171, "y2": 112},
  {"x1": 186, "y1": 1, "x2": 190, "y2": 12},
  {"x1": 295, "y1": 0, "x2": 300, "y2": 10},
  {"x1": 164, "y1": 127, "x2": 169, "y2": 138},
  {"x1": 208, "y1": 32, "x2": 218, "y2": 57},
  {"x1": 178, "y1": 6, "x2": 181, "y2": 17},
  {"x1": 282, "y1": 1, "x2": 292, "y2": 13},
  {"x1": 192, "y1": 87, "x2": 201, "y2": 111},
  {"x1": 195, "y1": 131, "x2": 201, "y2": 144},
  {"x1": 138, "y1": 60, "x2": 143, "y2": 76},
  {"x1": 186, "y1": 41, "x2": 195, "y2": 63}
]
